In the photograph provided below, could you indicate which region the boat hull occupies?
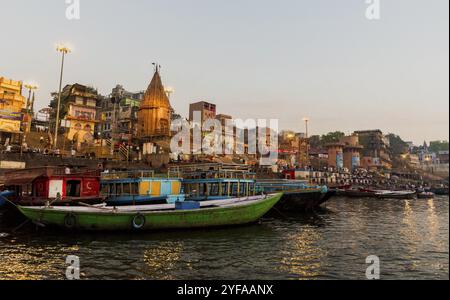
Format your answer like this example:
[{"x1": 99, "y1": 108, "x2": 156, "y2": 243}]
[
  {"x1": 276, "y1": 190, "x2": 328, "y2": 211},
  {"x1": 17, "y1": 194, "x2": 282, "y2": 231},
  {"x1": 375, "y1": 192, "x2": 416, "y2": 199}
]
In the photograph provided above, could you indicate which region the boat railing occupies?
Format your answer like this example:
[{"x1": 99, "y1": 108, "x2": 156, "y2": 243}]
[{"x1": 101, "y1": 170, "x2": 156, "y2": 180}]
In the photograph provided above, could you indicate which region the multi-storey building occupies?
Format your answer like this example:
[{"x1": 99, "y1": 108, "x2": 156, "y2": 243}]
[
  {"x1": 354, "y1": 130, "x2": 392, "y2": 169},
  {"x1": 59, "y1": 84, "x2": 99, "y2": 144},
  {"x1": 189, "y1": 101, "x2": 217, "y2": 126},
  {"x1": 97, "y1": 85, "x2": 143, "y2": 141},
  {"x1": 0, "y1": 76, "x2": 26, "y2": 144}
]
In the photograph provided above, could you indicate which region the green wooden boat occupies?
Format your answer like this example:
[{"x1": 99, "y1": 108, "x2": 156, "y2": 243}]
[{"x1": 17, "y1": 193, "x2": 282, "y2": 231}]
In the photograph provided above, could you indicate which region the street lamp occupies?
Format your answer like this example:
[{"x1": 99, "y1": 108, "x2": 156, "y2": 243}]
[
  {"x1": 302, "y1": 118, "x2": 310, "y2": 167},
  {"x1": 20, "y1": 83, "x2": 38, "y2": 156},
  {"x1": 54, "y1": 44, "x2": 71, "y2": 149},
  {"x1": 24, "y1": 83, "x2": 38, "y2": 114},
  {"x1": 302, "y1": 117, "x2": 310, "y2": 138}
]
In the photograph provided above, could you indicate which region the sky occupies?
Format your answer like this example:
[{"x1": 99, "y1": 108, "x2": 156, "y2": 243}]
[{"x1": 1, "y1": 0, "x2": 448, "y2": 144}]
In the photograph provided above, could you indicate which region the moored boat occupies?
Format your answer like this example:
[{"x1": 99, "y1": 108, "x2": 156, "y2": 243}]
[
  {"x1": 416, "y1": 192, "x2": 435, "y2": 199},
  {"x1": 101, "y1": 171, "x2": 185, "y2": 206},
  {"x1": 431, "y1": 187, "x2": 449, "y2": 196},
  {"x1": 256, "y1": 180, "x2": 331, "y2": 211},
  {"x1": 0, "y1": 190, "x2": 14, "y2": 207},
  {"x1": 336, "y1": 188, "x2": 378, "y2": 198},
  {"x1": 16, "y1": 193, "x2": 283, "y2": 231},
  {"x1": 374, "y1": 190, "x2": 416, "y2": 199},
  {"x1": 2, "y1": 167, "x2": 104, "y2": 206}
]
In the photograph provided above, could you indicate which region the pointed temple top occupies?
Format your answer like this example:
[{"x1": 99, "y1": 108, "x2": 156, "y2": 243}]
[{"x1": 140, "y1": 66, "x2": 170, "y2": 110}]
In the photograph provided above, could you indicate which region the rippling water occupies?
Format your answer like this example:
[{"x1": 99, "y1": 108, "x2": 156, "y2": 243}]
[{"x1": 0, "y1": 197, "x2": 448, "y2": 280}]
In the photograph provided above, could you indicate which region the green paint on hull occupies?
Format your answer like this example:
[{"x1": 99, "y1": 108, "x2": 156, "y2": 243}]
[{"x1": 18, "y1": 194, "x2": 282, "y2": 231}]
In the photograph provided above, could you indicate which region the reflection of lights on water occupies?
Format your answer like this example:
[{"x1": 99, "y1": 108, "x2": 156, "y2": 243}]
[
  {"x1": 427, "y1": 199, "x2": 444, "y2": 251},
  {"x1": 279, "y1": 227, "x2": 325, "y2": 278},
  {"x1": 143, "y1": 241, "x2": 184, "y2": 280},
  {"x1": 0, "y1": 245, "x2": 80, "y2": 280}
]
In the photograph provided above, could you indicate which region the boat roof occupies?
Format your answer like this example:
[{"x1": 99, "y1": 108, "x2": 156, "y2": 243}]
[
  {"x1": 181, "y1": 178, "x2": 256, "y2": 184},
  {"x1": 101, "y1": 178, "x2": 181, "y2": 184}
]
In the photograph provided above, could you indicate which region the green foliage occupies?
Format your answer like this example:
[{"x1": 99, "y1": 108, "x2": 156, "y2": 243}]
[
  {"x1": 320, "y1": 131, "x2": 345, "y2": 145},
  {"x1": 309, "y1": 135, "x2": 321, "y2": 149},
  {"x1": 429, "y1": 141, "x2": 449, "y2": 153},
  {"x1": 387, "y1": 134, "x2": 409, "y2": 155}
]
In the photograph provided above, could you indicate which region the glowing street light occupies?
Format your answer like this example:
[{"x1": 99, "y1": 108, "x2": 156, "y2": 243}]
[
  {"x1": 54, "y1": 44, "x2": 72, "y2": 149},
  {"x1": 24, "y1": 83, "x2": 38, "y2": 114}
]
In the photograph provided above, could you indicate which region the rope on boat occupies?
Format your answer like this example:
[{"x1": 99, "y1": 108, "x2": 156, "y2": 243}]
[{"x1": 12, "y1": 219, "x2": 30, "y2": 233}]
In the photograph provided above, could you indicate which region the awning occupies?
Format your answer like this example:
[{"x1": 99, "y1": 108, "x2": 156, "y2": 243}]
[{"x1": 4, "y1": 171, "x2": 46, "y2": 186}]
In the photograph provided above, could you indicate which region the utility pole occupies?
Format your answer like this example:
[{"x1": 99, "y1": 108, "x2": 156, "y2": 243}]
[{"x1": 54, "y1": 45, "x2": 71, "y2": 149}]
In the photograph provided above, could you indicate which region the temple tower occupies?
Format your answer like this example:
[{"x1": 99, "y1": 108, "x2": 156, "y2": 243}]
[{"x1": 138, "y1": 67, "x2": 171, "y2": 142}]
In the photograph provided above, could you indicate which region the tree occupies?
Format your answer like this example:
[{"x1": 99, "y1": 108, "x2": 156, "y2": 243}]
[
  {"x1": 321, "y1": 131, "x2": 345, "y2": 145},
  {"x1": 309, "y1": 135, "x2": 321, "y2": 149},
  {"x1": 429, "y1": 141, "x2": 449, "y2": 153},
  {"x1": 387, "y1": 134, "x2": 409, "y2": 156}
]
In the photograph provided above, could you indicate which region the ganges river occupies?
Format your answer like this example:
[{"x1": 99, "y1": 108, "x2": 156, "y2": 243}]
[{"x1": 0, "y1": 196, "x2": 448, "y2": 280}]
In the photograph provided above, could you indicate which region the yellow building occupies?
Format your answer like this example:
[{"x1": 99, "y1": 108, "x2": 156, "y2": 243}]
[
  {"x1": 138, "y1": 68, "x2": 171, "y2": 141},
  {"x1": 60, "y1": 84, "x2": 98, "y2": 144},
  {"x1": 0, "y1": 77, "x2": 26, "y2": 144}
]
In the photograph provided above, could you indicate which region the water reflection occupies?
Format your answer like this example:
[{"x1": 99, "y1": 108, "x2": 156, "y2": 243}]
[
  {"x1": 0, "y1": 197, "x2": 448, "y2": 280},
  {"x1": 280, "y1": 226, "x2": 325, "y2": 279},
  {"x1": 142, "y1": 241, "x2": 184, "y2": 280}
]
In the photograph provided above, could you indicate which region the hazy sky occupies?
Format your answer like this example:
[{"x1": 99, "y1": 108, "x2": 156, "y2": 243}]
[{"x1": 1, "y1": 0, "x2": 448, "y2": 144}]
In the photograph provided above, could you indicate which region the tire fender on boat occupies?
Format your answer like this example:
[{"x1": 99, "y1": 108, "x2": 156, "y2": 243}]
[
  {"x1": 64, "y1": 213, "x2": 77, "y2": 229},
  {"x1": 132, "y1": 214, "x2": 146, "y2": 230}
]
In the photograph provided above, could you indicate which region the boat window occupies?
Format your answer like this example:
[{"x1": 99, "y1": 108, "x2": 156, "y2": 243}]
[
  {"x1": 221, "y1": 183, "x2": 228, "y2": 196},
  {"x1": 123, "y1": 183, "x2": 131, "y2": 195},
  {"x1": 101, "y1": 184, "x2": 110, "y2": 195},
  {"x1": 66, "y1": 180, "x2": 81, "y2": 197},
  {"x1": 115, "y1": 183, "x2": 122, "y2": 195},
  {"x1": 210, "y1": 183, "x2": 219, "y2": 196},
  {"x1": 231, "y1": 183, "x2": 238, "y2": 197},
  {"x1": 131, "y1": 183, "x2": 138, "y2": 195}
]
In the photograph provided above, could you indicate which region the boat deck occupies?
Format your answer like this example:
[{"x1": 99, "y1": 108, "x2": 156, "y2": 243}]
[{"x1": 19, "y1": 195, "x2": 274, "y2": 214}]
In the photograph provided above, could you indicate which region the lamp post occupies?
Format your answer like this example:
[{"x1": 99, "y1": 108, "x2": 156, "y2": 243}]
[
  {"x1": 20, "y1": 83, "x2": 38, "y2": 156},
  {"x1": 54, "y1": 45, "x2": 71, "y2": 149},
  {"x1": 303, "y1": 117, "x2": 310, "y2": 167}
]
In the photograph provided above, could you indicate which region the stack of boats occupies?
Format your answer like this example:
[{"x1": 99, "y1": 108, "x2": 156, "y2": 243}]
[{"x1": 0, "y1": 164, "x2": 334, "y2": 232}]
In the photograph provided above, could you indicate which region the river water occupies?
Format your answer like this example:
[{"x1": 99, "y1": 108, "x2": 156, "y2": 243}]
[{"x1": 0, "y1": 196, "x2": 448, "y2": 280}]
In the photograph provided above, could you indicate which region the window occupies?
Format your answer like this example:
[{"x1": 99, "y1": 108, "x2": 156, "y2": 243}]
[{"x1": 66, "y1": 180, "x2": 81, "y2": 197}]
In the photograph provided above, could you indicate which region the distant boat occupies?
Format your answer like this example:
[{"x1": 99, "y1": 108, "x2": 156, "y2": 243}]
[
  {"x1": 16, "y1": 193, "x2": 283, "y2": 231},
  {"x1": 430, "y1": 187, "x2": 449, "y2": 196},
  {"x1": 336, "y1": 188, "x2": 378, "y2": 198},
  {"x1": 417, "y1": 192, "x2": 435, "y2": 199},
  {"x1": 374, "y1": 190, "x2": 416, "y2": 199},
  {"x1": 337, "y1": 187, "x2": 417, "y2": 199}
]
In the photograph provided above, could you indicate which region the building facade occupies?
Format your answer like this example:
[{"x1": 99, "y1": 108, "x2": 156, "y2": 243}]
[
  {"x1": 59, "y1": 84, "x2": 99, "y2": 145},
  {"x1": 189, "y1": 101, "x2": 217, "y2": 126},
  {"x1": 354, "y1": 130, "x2": 392, "y2": 169},
  {"x1": 0, "y1": 77, "x2": 26, "y2": 144}
]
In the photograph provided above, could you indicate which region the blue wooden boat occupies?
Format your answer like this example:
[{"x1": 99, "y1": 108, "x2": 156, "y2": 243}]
[
  {"x1": 101, "y1": 171, "x2": 185, "y2": 206},
  {"x1": 0, "y1": 190, "x2": 14, "y2": 207},
  {"x1": 182, "y1": 178, "x2": 260, "y2": 201}
]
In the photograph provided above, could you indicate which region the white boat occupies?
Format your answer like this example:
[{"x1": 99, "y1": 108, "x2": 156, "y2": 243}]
[{"x1": 375, "y1": 190, "x2": 416, "y2": 199}]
